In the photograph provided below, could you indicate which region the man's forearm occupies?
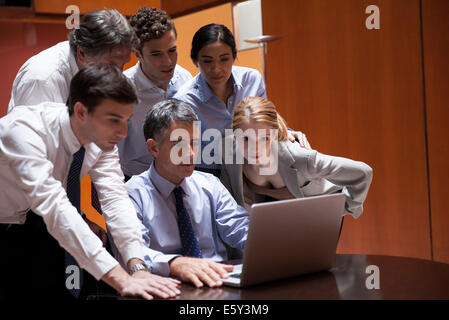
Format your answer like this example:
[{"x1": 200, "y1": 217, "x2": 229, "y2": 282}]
[
  {"x1": 100, "y1": 264, "x2": 131, "y2": 293},
  {"x1": 102, "y1": 259, "x2": 182, "y2": 299}
]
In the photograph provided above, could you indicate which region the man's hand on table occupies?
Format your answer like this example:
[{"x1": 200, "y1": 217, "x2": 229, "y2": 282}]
[
  {"x1": 101, "y1": 259, "x2": 181, "y2": 300},
  {"x1": 169, "y1": 256, "x2": 234, "y2": 288},
  {"x1": 130, "y1": 270, "x2": 181, "y2": 298}
]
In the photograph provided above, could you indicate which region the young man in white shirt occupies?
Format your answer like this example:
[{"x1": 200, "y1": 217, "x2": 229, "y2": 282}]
[
  {"x1": 0, "y1": 64, "x2": 180, "y2": 300},
  {"x1": 119, "y1": 7, "x2": 192, "y2": 178},
  {"x1": 7, "y1": 8, "x2": 137, "y2": 251}
]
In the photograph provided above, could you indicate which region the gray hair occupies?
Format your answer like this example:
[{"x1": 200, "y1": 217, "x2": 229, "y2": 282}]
[
  {"x1": 144, "y1": 99, "x2": 198, "y2": 142},
  {"x1": 68, "y1": 9, "x2": 137, "y2": 57}
]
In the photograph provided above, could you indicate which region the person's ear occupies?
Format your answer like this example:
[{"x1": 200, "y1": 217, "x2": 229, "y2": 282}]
[
  {"x1": 73, "y1": 102, "x2": 88, "y2": 122},
  {"x1": 76, "y1": 46, "x2": 88, "y2": 67},
  {"x1": 192, "y1": 59, "x2": 199, "y2": 68},
  {"x1": 147, "y1": 139, "x2": 159, "y2": 158},
  {"x1": 133, "y1": 48, "x2": 143, "y2": 62}
]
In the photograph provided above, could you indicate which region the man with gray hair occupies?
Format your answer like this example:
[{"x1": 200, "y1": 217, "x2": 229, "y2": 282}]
[
  {"x1": 117, "y1": 99, "x2": 249, "y2": 288},
  {"x1": 8, "y1": 9, "x2": 136, "y2": 111}
]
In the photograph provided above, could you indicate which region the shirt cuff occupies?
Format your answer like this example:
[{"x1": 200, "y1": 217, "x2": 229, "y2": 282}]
[
  {"x1": 120, "y1": 244, "x2": 145, "y2": 269},
  {"x1": 84, "y1": 249, "x2": 120, "y2": 280},
  {"x1": 147, "y1": 253, "x2": 181, "y2": 277},
  {"x1": 345, "y1": 203, "x2": 363, "y2": 219}
]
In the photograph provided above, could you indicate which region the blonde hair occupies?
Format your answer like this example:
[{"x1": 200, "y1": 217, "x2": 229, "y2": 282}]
[{"x1": 232, "y1": 97, "x2": 289, "y2": 141}]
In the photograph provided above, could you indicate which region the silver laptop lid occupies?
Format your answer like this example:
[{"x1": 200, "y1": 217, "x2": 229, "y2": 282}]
[{"x1": 240, "y1": 193, "x2": 345, "y2": 286}]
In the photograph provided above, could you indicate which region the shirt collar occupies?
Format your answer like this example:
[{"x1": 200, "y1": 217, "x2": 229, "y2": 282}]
[
  {"x1": 59, "y1": 108, "x2": 82, "y2": 155},
  {"x1": 196, "y1": 67, "x2": 241, "y2": 103},
  {"x1": 231, "y1": 67, "x2": 243, "y2": 88},
  {"x1": 148, "y1": 162, "x2": 192, "y2": 198},
  {"x1": 134, "y1": 62, "x2": 181, "y2": 92},
  {"x1": 134, "y1": 61, "x2": 159, "y2": 92},
  {"x1": 169, "y1": 67, "x2": 182, "y2": 87},
  {"x1": 67, "y1": 45, "x2": 79, "y2": 78}
]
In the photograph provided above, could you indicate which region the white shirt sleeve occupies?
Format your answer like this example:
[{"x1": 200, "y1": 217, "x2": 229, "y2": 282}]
[
  {"x1": 1, "y1": 120, "x2": 119, "y2": 280},
  {"x1": 9, "y1": 77, "x2": 67, "y2": 112}
]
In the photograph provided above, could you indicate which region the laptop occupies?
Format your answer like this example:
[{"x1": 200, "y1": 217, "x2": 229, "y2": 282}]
[{"x1": 222, "y1": 193, "x2": 345, "y2": 287}]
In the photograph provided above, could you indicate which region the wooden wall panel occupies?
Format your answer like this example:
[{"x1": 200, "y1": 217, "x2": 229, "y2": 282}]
[
  {"x1": 262, "y1": 0, "x2": 431, "y2": 259},
  {"x1": 422, "y1": 0, "x2": 449, "y2": 264},
  {"x1": 162, "y1": 0, "x2": 242, "y2": 18},
  {"x1": 33, "y1": 0, "x2": 160, "y2": 15}
]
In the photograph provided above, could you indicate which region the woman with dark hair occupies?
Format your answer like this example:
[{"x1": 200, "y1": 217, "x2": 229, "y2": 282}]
[
  {"x1": 174, "y1": 24, "x2": 309, "y2": 176},
  {"x1": 173, "y1": 24, "x2": 268, "y2": 176}
]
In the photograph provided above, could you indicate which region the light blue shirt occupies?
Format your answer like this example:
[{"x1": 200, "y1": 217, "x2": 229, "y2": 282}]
[
  {"x1": 173, "y1": 66, "x2": 266, "y2": 170},
  {"x1": 124, "y1": 163, "x2": 249, "y2": 276},
  {"x1": 118, "y1": 62, "x2": 192, "y2": 176}
]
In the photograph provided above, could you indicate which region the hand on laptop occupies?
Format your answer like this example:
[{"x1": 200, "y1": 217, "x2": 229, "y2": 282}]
[{"x1": 169, "y1": 256, "x2": 234, "y2": 288}]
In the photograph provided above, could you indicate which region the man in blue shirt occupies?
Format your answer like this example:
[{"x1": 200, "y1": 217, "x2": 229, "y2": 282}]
[
  {"x1": 123, "y1": 99, "x2": 249, "y2": 288},
  {"x1": 119, "y1": 7, "x2": 192, "y2": 178}
]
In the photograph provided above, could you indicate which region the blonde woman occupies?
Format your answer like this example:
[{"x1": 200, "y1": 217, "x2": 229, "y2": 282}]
[{"x1": 221, "y1": 97, "x2": 373, "y2": 219}]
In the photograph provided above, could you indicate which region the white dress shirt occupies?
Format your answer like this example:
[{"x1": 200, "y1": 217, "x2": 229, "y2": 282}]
[
  {"x1": 119, "y1": 62, "x2": 192, "y2": 176},
  {"x1": 0, "y1": 103, "x2": 144, "y2": 280},
  {"x1": 8, "y1": 41, "x2": 78, "y2": 112}
]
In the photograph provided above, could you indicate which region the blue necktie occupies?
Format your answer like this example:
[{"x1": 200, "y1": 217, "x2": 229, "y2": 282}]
[
  {"x1": 64, "y1": 146, "x2": 85, "y2": 298},
  {"x1": 173, "y1": 186, "x2": 203, "y2": 258}
]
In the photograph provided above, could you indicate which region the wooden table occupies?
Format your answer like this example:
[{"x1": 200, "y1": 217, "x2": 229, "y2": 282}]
[{"x1": 175, "y1": 254, "x2": 449, "y2": 300}]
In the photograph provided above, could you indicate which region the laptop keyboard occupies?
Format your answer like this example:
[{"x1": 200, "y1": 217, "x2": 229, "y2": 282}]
[{"x1": 229, "y1": 273, "x2": 241, "y2": 279}]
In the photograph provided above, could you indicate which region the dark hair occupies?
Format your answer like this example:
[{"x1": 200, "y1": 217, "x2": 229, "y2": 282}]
[
  {"x1": 143, "y1": 99, "x2": 198, "y2": 141},
  {"x1": 130, "y1": 7, "x2": 176, "y2": 51},
  {"x1": 67, "y1": 63, "x2": 138, "y2": 115},
  {"x1": 68, "y1": 9, "x2": 137, "y2": 57},
  {"x1": 190, "y1": 24, "x2": 237, "y2": 63}
]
